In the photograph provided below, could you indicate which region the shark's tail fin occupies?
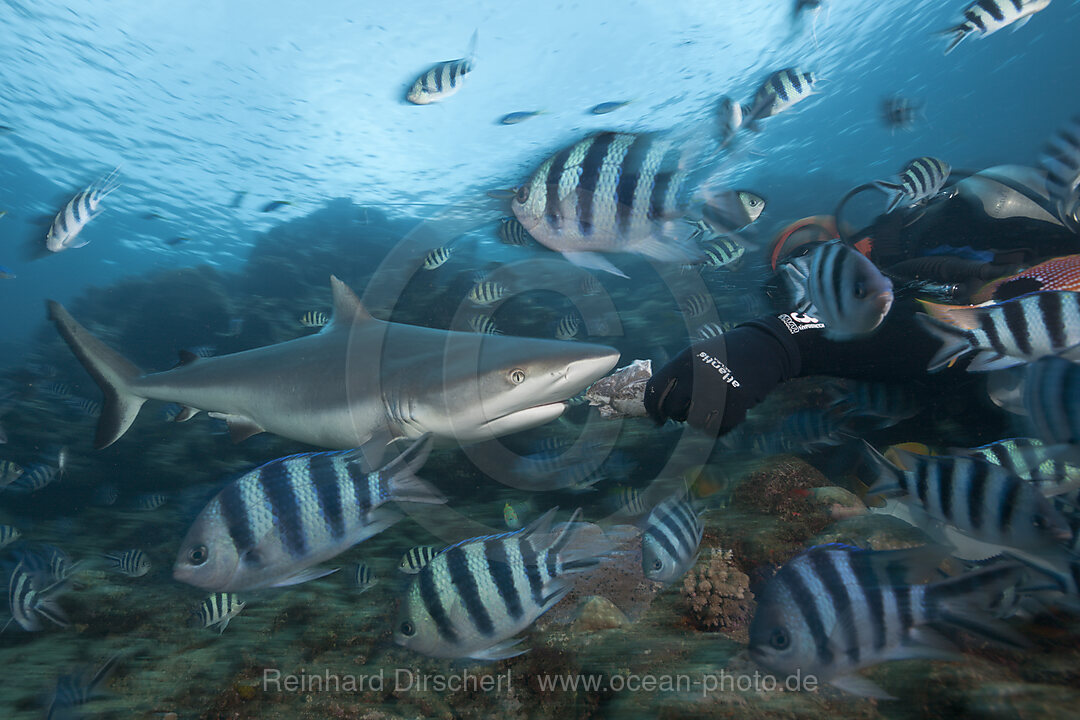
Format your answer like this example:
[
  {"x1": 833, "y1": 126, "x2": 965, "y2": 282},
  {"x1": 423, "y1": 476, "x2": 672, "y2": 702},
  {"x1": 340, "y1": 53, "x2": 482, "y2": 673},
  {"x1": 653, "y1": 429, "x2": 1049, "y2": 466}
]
[{"x1": 47, "y1": 301, "x2": 146, "y2": 448}]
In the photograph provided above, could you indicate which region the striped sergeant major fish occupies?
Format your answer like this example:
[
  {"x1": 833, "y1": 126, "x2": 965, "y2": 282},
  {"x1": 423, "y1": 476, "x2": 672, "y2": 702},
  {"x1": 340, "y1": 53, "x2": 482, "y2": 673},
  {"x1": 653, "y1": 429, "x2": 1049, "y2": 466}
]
[
  {"x1": 394, "y1": 508, "x2": 611, "y2": 660},
  {"x1": 954, "y1": 437, "x2": 1080, "y2": 509},
  {"x1": 467, "y1": 281, "x2": 508, "y2": 306},
  {"x1": 188, "y1": 592, "x2": 245, "y2": 633},
  {"x1": 554, "y1": 314, "x2": 580, "y2": 341},
  {"x1": 467, "y1": 314, "x2": 501, "y2": 335},
  {"x1": 103, "y1": 549, "x2": 151, "y2": 577},
  {"x1": 4, "y1": 562, "x2": 70, "y2": 632},
  {"x1": 875, "y1": 157, "x2": 952, "y2": 214},
  {"x1": 1021, "y1": 357, "x2": 1080, "y2": 445},
  {"x1": 132, "y1": 493, "x2": 168, "y2": 511},
  {"x1": 399, "y1": 545, "x2": 437, "y2": 574},
  {"x1": 299, "y1": 311, "x2": 329, "y2": 328},
  {"x1": 353, "y1": 563, "x2": 377, "y2": 591},
  {"x1": 939, "y1": 0, "x2": 1051, "y2": 55},
  {"x1": 749, "y1": 544, "x2": 1027, "y2": 699},
  {"x1": 694, "y1": 321, "x2": 734, "y2": 341},
  {"x1": 6, "y1": 462, "x2": 60, "y2": 494},
  {"x1": 743, "y1": 68, "x2": 818, "y2": 132},
  {"x1": 0, "y1": 524, "x2": 20, "y2": 549},
  {"x1": 174, "y1": 435, "x2": 444, "y2": 592},
  {"x1": 916, "y1": 291, "x2": 1080, "y2": 372},
  {"x1": 826, "y1": 380, "x2": 921, "y2": 429},
  {"x1": 1040, "y1": 115, "x2": 1080, "y2": 233},
  {"x1": 497, "y1": 217, "x2": 533, "y2": 247},
  {"x1": 679, "y1": 293, "x2": 713, "y2": 318},
  {"x1": 45, "y1": 167, "x2": 121, "y2": 253},
  {"x1": 864, "y1": 444, "x2": 1073, "y2": 555},
  {"x1": 723, "y1": 408, "x2": 853, "y2": 456},
  {"x1": 422, "y1": 247, "x2": 452, "y2": 270},
  {"x1": 511, "y1": 130, "x2": 714, "y2": 278},
  {"x1": 0, "y1": 459, "x2": 24, "y2": 488},
  {"x1": 641, "y1": 493, "x2": 703, "y2": 584},
  {"x1": 406, "y1": 31, "x2": 477, "y2": 105},
  {"x1": 778, "y1": 240, "x2": 894, "y2": 340},
  {"x1": 699, "y1": 238, "x2": 745, "y2": 269},
  {"x1": 45, "y1": 654, "x2": 119, "y2": 720}
]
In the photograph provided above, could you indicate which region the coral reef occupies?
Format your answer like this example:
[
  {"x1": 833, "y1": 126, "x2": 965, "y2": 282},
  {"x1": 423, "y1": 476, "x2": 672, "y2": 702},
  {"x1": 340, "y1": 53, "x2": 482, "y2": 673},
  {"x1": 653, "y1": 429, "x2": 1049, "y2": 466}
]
[{"x1": 682, "y1": 549, "x2": 755, "y2": 637}]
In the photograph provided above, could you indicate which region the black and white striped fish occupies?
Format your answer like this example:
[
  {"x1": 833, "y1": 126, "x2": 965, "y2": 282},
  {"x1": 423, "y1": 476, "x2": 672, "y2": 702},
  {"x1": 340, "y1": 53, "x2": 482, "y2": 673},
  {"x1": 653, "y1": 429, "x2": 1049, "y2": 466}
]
[
  {"x1": 641, "y1": 493, "x2": 703, "y2": 583},
  {"x1": 744, "y1": 68, "x2": 818, "y2": 132},
  {"x1": 1040, "y1": 115, "x2": 1080, "y2": 233},
  {"x1": 394, "y1": 508, "x2": 611, "y2": 659},
  {"x1": 511, "y1": 130, "x2": 712, "y2": 278},
  {"x1": 353, "y1": 563, "x2": 377, "y2": 592},
  {"x1": 694, "y1": 321, "x2": 734, "y2": 341},
  {"x1": 723, "y1": 408, "x2": 854, "y2": 456},
  {"x1": 955, "y1": 437, "x2": 1080, "y2": 508},
  {"x1": 0, "y1": 524, "x2": 20, "y2": 548},
  {"x1": 132, "y1": 493, "x2": 168, "y2": 511},
  {"x1": 679, "y1": 293, "x2": 713, "y2": 319},
  {"x1": 399, "y1": 545, "x2": 437, "y2": 574},
  {"x1": 467, "y1": 314, "x2": 501, "y2": 335},
  {"x1": 45, "y1": 167, "x2": 121, "y2": 253},
  {"x1": 174, "y1": 434, "x2": 443, "y2": 592},
  {"x1": 699, "y1": 237, "x2": 745, "y2": 269},
  {"x1": 865, "y1": 444, "x2": 1073, "y2": 554},
  {"x1": 875, "y1": 157, "x2": 952, "y2": 214},
  {"x1": 939, "y1": 0, "x2": 1051, "y2": 55},
  {"x1": 778, "y1": 240, "x2": 894, "y2": 340},
  {"x1": 468, "y1": 281, "x2": 508, "y2": 306},
  {"x1": 64, "y1": 396, "x2": 101, "y2": 417},
  {"x1": 406, "y1": 31, "x2": 477, "y2": 105},
  {"x1": 104, "y1": 549, "x2": 151, "y2": 577},
  {"x1": 188, "y1": 592, "x2": 245, "y2": 633},
  {"x1": 554, "y1": 314, "x2": 581, "y2": 341},
  {"x1": 749, "y1": 544, "x2": 1026, "y2": 699},
  {"x1": 422, "y1": 247, "x2": 453, "y2": 270},
  {"x1": 827, "y1": 380, "x2": 921, "y2": 429},
  {"x1": 1021, "y1": 357, "x2": 1080, "y2": 444},
  {"x1": 497, "y1": 217, "x2": 533, "y2": 247},
  {"x1": 4, "y1": 562, "x2": 69, "y2": 632},
  {"x1": 6, "y1": 462, "x2": 60, "y2": 494},
  {"x1": 299, "y1": 310, "x2": 329, "y2": 328},
  {"x1": 917, "y1": 292, "x2": 1080, "y2": 372}
]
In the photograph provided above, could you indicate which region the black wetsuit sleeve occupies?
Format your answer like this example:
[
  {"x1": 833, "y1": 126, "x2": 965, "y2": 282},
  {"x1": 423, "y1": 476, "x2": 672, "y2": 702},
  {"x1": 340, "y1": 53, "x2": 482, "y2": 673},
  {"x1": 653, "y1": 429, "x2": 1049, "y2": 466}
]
[{"x1": 643, "y1": 300, "x2": 936, "y2": 435}]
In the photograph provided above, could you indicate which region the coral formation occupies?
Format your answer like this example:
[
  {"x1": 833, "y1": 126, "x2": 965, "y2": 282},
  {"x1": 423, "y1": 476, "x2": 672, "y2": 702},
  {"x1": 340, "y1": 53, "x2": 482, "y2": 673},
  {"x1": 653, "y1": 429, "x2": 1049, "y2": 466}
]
[{"x1": 682, "y1": 549, "x2": 755, "y2": 635}]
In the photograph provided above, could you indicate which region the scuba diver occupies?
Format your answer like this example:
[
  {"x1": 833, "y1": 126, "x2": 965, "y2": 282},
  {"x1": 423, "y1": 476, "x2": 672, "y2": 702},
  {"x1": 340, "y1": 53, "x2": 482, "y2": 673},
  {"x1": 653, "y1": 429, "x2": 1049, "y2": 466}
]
[{"x1": 639, "y1": 164, "x2": 1079, "y2": 436}]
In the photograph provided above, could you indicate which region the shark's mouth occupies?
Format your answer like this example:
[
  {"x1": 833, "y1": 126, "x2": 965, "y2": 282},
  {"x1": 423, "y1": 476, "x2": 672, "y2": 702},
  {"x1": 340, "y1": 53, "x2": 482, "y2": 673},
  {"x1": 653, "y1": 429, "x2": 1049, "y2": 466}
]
[{"x1": 479, "y1": 402, "x2": 567, "y2": 436}]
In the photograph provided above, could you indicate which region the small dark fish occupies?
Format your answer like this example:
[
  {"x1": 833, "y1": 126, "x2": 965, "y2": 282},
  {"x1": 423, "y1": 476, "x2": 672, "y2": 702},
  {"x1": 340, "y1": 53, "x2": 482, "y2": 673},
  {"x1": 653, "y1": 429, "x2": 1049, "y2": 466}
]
[
  {"x1": 500, "y1": 111, "x2": 542, "y2": 125},
  {"x1": 261, "y1": 200, "x2": 292, "y2": 212},
  {"x1": 881, "y1": 95, "x2": 921, "y2": 132},
  {"x1": 590, "y1": 101, "x2": 631, "y2": 115},
  {"x1": 230, "y1": 191, "x2": 247, "y2": 209},
  {"x1": 165, "y1": 236, "x2": 191, "y2": 246},
  {"x1": 140, "y1": 212, "x2": 167, "y2": 221}
]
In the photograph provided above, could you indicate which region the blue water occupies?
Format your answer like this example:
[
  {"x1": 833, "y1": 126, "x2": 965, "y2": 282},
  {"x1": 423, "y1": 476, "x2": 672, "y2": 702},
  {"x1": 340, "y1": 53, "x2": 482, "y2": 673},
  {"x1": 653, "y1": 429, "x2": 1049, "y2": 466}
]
[{"x1": 2, "y1": 1, "x2": 1080, "y2": 718}]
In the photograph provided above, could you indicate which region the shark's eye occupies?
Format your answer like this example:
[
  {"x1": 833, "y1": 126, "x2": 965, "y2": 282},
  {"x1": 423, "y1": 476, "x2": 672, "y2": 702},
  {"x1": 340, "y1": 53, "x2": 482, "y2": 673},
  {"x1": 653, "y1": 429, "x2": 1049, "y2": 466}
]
[
  {"x1": 399, "y1": 620, "x2": 415, "y2": 637},
  {"x1": 508, "y1": 368, "x2": 526, "y2": 385},
  {"x1": 188, "y1": 545, "x2": 208, "y2": 566},
  {"x1": 515, "y1": 185, "x2": 529, "y2": 203}
]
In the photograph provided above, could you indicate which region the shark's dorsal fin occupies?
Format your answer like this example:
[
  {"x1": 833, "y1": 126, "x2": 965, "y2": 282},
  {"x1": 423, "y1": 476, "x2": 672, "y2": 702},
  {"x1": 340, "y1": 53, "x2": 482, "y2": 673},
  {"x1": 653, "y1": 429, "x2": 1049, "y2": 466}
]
[
  {"x1": 328, "y1": 275, "x2": 373, "y2": 329},
  {"x1": 177, "y1": 350, "x2": 200, "y2": 366}
]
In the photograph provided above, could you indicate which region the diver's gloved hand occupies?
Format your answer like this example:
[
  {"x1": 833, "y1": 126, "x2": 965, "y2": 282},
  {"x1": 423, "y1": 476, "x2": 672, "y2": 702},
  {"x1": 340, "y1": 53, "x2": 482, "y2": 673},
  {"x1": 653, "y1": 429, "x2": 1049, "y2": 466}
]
[{"x1": 644, "y1": 316, "x2": 807, "y2": 435}]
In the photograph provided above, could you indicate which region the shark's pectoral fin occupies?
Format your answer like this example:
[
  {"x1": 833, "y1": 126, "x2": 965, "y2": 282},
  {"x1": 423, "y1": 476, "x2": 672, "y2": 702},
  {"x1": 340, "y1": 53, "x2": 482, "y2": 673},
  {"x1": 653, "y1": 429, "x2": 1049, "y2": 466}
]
[{"x1": 207, "y1": 413, "x2": 265, "y2": 442}]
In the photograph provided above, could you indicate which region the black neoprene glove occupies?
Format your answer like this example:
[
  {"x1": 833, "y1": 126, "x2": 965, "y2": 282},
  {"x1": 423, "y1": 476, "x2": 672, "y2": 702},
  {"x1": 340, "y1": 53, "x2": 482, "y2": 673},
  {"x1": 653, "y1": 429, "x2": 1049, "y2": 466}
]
[{"x1": 643, "y1": 301, "x2": 939, "y2": 435}]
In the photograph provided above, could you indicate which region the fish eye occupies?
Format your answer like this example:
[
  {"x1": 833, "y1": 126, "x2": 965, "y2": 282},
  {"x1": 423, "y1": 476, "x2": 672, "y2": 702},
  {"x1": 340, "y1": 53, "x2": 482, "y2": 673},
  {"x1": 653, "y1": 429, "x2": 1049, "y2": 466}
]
[
  {"x1": 508, "y1": 368, "x2": 526, "y2": 385},
  {"x1": 188, "y1": 545, "x2": 208, "y2": 566},
  {"x1": 652, "y1": 559, "x2": 663, "y2": 571},
  {"x1": 515, "y1": 185, "x2": 529, "y2": 203},
  {"x1": 853, "y1": 281, "x2": 866, "y2": 299},
  {"x1": 769, "y1": 627, "x2": 790, "y2": 650},
  {"x1": 399, "y1": 620, "x2": 415, "y2": 637}
]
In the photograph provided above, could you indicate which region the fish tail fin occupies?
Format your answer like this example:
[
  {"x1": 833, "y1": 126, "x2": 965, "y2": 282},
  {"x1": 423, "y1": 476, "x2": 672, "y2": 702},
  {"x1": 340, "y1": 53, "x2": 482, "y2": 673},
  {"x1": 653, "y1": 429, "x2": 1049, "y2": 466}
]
[
  {"x1": 873, "y1": 181, "x2": 904, "y2": 213},
  {"x1": 861, "y1": 441, "x2": 906, "y2": 496},
  {"x1": 926, "y1": 563, "x2": 1030, "y2": 648},
  {"x1": 914, "y1": 311, "x2": 974, "y2": 372},
  {"x1": 547, "y1": 509, "x2": 616, "y2": 575},
  {"x1": 938, "y1": 25, "x2": 970, "y2": 55},
  {"x1": 465, "y1": 29, "x2": 479, "y2": 63},
  {"x1": 46, "y1": 301, "x2": 146, "y2": 449},
  {"x1": 383, "y1": 434, "x2": 445, "y2": 505}
]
